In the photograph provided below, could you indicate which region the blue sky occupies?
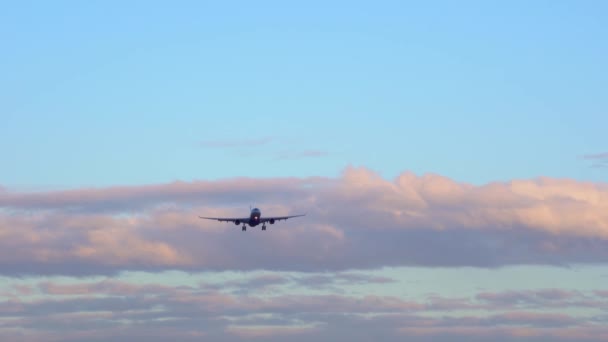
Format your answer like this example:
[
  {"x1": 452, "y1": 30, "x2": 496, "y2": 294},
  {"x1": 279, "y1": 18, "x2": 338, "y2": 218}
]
[
  {"x1": 1, "y1": 2, "x2": 608, "y2": 341},
  {"x1": 2, "y1": 0, "x2": 607, "y2": 188}
]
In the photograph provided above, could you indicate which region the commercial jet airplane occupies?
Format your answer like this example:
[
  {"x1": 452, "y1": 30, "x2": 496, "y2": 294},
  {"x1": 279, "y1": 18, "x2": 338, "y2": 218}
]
[{"x1": 198, "y1": 207, "x2": 305, "y2": 231}]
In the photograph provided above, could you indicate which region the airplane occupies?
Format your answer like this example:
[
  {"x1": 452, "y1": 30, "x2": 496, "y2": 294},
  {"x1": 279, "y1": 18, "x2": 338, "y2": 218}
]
[{"x1": 198, "y1": 206, "x2": 306, "y2": 231}]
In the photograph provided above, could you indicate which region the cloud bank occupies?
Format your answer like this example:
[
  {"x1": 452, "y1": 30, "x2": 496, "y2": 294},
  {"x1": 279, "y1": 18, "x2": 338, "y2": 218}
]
[{"x1": 0, "y1": 166, "x2": 607, "y2": 276}]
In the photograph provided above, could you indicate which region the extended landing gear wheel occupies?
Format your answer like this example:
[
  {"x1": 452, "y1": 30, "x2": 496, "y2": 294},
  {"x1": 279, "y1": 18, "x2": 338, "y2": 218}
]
[
  {"x1": 242, "y1": 226, "x2": 246, "y2": 231},
  {"x1": 262, "y1": 225, "x2": 266, "y2": 230}
]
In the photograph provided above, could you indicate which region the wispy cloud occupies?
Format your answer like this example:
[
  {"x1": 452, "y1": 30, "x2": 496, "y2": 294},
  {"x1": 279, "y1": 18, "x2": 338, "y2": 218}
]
[
  {"x1": 199, "y1": 136, "x2": 274, "y2": 148},
  {"x1": 580, "y1": 152, "x2": 608, "y2": 168},
  {"x1": 274, "y1": 149, "x2": 328, "y2": 160},
  {"x1": 582, "y1": 152, "x2": 608, "y2": 160},
  {"x1": 591, "y1": 162, "x2": 608, "y2": 169}
]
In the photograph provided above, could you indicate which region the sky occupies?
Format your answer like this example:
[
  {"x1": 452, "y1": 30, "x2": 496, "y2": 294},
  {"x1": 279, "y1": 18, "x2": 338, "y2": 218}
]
[{"x1": 1, "y1": 0, "x2": 607, "y2": 341}]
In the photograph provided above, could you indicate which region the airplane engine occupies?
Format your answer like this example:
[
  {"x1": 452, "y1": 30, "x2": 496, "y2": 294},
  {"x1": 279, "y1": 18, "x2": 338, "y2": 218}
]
[
  {"x1": 269, "y1": 219, "x2": 275, "y2": 224},
  {"x1": 234, "y1": 220, "x2": 240, "y2": 225}
]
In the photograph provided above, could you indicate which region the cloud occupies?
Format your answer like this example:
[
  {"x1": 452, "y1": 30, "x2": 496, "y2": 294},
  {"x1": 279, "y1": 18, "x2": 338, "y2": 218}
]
[
  {"x1": 1, "y1": 275, "x2": 607, "y2": 342},
  {"x1": 274, "y1": 150, "x2": 328, "y2": 160},
  {"x1": 0, "y1": 175, "x2": 331, "y2": 213},
  {"x1": 225, "y1": 324, "x2": 322, "y2": 339},
  {"x1": 1, "y1": 166, "x2": 608, "y2": 276},
  {"x1": 199, "y1": 137, "x2": 274, "y2": 148},
  {"x1": 581, "y1": 152, "x2": 608, "y2": 168},
  {"x1": 476, "y1": 289, "x2": 581, "y2": 306},
  {"x1": 200, "y1": 273, "x2": 291, "y2": 295},
  {"x1": 474, "y1": 289, "x2": 608, "y2": 312},
  {"x1": 287, "y1": 272, "x2": 395, "y2": 292},
  {"x1": 582, "y1": 152, "x2": 608, "y2": 160},
  {"x1": 594, "y1": 290, "x2": 608, "y2": 298}
]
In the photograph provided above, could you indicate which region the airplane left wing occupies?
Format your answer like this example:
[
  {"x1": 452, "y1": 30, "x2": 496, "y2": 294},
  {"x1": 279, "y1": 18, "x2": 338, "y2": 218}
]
[
  {"x1": 198, "y1": 216, "x2": 251, "y2": 223},
  {"x1": 259, "y1": 214, "x2": 306, "y2": 223}
]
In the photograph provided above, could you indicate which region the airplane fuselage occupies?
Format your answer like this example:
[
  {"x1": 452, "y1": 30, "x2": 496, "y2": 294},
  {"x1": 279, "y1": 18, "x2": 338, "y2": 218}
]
[{"x1": 248, "y1": 208, "x2": 261, "y2": 227}]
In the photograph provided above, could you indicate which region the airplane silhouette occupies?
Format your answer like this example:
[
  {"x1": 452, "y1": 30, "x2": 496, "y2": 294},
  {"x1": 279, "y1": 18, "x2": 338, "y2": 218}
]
[{"x1": 199, "y1": 206, "x2": 305, "y2": 231}]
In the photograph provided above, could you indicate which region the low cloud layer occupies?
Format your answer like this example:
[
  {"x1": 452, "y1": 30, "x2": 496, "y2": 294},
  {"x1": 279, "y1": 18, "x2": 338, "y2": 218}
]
[
  {"x1": 0, "y1": 166, "x2": 607, "y2": 276},
  {"x1": 1, "y1": 272, "x2": 607, "y2": 342}
]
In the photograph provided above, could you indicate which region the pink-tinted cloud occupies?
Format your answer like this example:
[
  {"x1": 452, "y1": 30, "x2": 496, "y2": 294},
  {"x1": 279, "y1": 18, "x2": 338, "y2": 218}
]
[
  {"x1": 593, "y1": 290, "x2": 608, "y2": 297},
  {"x1": 0, "y1": 173, "x2": 331, "y2": 213},
  {"x1": 1, "y1": 166, "x2": 608, "y2": 276},
  {"x1": 37, "y1": 279, "x2": 181, "y2": 296}
]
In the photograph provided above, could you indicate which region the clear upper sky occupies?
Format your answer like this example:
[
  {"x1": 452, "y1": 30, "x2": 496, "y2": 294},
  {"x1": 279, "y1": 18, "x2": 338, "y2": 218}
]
[{"x1": 2, "y1": 0, "x2": 606, "y2": 188}]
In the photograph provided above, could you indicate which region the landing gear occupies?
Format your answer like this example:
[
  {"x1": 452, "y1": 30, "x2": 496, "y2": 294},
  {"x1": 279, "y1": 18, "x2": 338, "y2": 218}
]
[
  {"x1": 262, "y1": 224, "x2": 266, "y2": 231},
  {"x1": 242, "y1": 225, "x2": 246, "y2": 231}
]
